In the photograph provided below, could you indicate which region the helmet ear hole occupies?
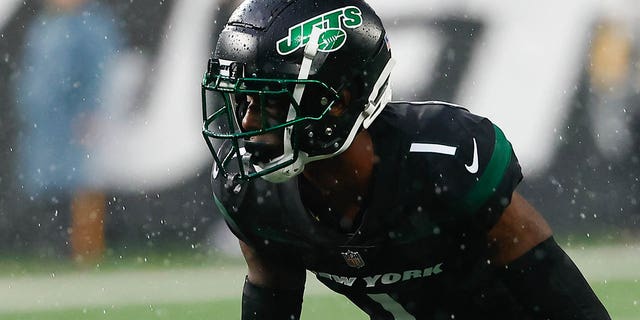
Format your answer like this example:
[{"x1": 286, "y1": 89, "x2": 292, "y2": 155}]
[
  {"x1": 346, "y1": 73, "x2": 365, "y2": 104},
  {"x1": 329, "y1": 89, "x2": 352, "y2": 116},
  {"x1": 329, "y1": 103, "x2": 345, "y2": 117}
]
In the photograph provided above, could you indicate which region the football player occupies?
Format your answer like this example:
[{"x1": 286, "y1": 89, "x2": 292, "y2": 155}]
[{"x1": 200, "y1": 0, "x2": 611, "y2": 319}]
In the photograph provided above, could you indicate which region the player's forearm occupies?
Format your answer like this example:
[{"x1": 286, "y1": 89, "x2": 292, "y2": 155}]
[
  {"x1": 242, "y1": 277, "x2": 304, "y2": 320},
  {"x1": 499, "y1": 237, "x2": 610, "y2": 319}
]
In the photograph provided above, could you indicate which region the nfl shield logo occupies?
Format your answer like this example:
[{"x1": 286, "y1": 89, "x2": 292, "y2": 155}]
[{"x1": 341, "y1": 250, "x2": 365, "y2": 268}]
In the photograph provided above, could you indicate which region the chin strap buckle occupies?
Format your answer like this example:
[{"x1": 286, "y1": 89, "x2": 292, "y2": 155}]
[{"x1": 362, "y1": 58, "x2": 395, "y2": 129}]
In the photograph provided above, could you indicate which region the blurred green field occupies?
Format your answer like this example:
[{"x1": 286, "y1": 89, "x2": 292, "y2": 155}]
[
  {"x1": 1, "y1": 241, "x2": 638, "y2": 319},
  {"x1": 1, "y1": 279, "x2": 638, "y2": 320},
  {"x1": 0, "y1": 294, "x2": 366, "y2": 320}
]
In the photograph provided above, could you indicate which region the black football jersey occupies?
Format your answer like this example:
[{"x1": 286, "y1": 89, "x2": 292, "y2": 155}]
[{"x1": 212, "y1": 101, "x2": 526, "y2": 319}]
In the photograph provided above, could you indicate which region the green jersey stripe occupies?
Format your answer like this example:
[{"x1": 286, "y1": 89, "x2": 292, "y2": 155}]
[{"x1": 460, "y1": 124, "x2": 512, "y2": 213}]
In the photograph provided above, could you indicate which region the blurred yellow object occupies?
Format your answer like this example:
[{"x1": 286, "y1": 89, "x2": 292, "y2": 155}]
[{"x1": 589, "y1": 20, "x2": 631, "y2": 91}]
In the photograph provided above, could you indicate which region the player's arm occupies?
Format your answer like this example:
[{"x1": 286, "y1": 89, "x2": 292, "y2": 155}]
[
  {"x1": 240, "y1": 240, "x2": 306, "y2": 320},
  {"x1": 488, "y1": 192, "x2": 611, "y2": 319}
]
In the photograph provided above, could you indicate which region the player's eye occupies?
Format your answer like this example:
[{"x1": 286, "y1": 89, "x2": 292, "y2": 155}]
[{"x1": 264, "y1": 94, "x2": 290, "y2": 118}]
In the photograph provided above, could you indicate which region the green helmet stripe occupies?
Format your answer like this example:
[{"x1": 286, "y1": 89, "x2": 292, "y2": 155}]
[{"x1": 460, "y1": 124, "x2": 512, "y2": 213}]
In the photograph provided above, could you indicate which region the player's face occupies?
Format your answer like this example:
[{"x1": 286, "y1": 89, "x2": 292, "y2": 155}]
[
  {"x1": 240, "y1": 93, "x2": 290, "y2": 164},
  {"x1": 201, "y1": 58, "x2": 344, "y2": 180}
]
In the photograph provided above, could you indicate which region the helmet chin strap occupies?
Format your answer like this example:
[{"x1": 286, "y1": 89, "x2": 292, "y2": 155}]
[
  {"x1": 362, "y1": 58, "x2": 395, "y2": 129},
  {"x1": 259, "y1": 27, "x2": 323, "y2": 183}
]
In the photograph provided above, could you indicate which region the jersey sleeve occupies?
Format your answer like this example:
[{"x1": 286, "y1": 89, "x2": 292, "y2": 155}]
[
  {"x1": 212, "y1": 196, "x2": 248, "y2": 243},
  {"x1": 210, "y1": 164, "x2": 314, "y2": 261},
  {"x1": 452, "y1": 122, "x2": 523, "y2": 229},
  {"x1": 406, "y1": 105, "x2": 523, "y2": 230},
  {"x1": 210, "y1": 166, "x2": 255, "y2": 245}
]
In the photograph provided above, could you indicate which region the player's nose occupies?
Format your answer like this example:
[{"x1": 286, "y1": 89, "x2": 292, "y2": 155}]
[{"x1": 241, "y1": 96, "x2": 262, "y2": 131}]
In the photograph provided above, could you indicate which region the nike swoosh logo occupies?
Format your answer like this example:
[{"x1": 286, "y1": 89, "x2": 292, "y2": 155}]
[{"x1": 465, "y1": 138, "x2": 479, "y2": 174}]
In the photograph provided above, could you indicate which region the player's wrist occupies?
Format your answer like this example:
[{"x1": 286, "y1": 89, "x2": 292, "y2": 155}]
[{"x1": 242, "y1": 276, "x2": 303, "y2": 320}]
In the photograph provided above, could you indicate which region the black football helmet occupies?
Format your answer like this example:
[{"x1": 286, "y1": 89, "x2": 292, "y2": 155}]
[{"x1": 202, "y1": 0, "x2": 394, "y2": 182}]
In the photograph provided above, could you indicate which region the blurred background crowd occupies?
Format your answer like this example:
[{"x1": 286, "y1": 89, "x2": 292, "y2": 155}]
[{"x1": 0, "y1": 0, "x2": 638, "y2": 263}]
